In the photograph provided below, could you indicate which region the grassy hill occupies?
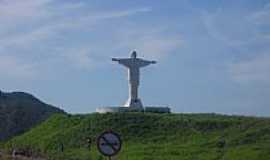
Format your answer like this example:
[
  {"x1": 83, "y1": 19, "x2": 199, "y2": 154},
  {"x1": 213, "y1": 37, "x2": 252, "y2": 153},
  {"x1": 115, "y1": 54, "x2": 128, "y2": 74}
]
[
  {"x1": 2, "y1": 113, "x2": 270, "y2": 160},
  {"x1": 0, "y1": 91, "x2": 65, "y2": 141}
]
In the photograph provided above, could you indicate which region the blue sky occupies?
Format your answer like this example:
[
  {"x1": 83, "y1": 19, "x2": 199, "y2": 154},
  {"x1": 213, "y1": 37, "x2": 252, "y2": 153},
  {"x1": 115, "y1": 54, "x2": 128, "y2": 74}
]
[{"x1": 0, "y1": 0, "x2": 270, "y2": 116}]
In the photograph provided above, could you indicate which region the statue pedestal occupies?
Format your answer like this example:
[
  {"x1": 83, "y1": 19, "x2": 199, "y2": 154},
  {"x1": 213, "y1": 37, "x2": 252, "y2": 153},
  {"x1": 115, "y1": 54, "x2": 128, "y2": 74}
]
[
  {"x1": 124, "y1": 98, "x2": 143, "y2": 109},
  {"x1": 96, "y1": 106, "x2": 171, "y2": 113}
]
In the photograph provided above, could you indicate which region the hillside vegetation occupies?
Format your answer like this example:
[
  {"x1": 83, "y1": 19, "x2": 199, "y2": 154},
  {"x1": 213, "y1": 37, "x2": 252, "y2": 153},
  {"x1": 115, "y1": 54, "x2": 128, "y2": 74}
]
[
  {"x1": 3, "y1": 113, "x2": 270, "y2": 160},
  {"x1": 0, "y1": 91, "x2": 65, "y2": 141}
]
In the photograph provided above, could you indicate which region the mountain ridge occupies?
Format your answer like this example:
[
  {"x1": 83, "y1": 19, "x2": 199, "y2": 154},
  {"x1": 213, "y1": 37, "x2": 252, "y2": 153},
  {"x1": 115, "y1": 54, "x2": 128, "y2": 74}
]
[{"x1": 0, "y1": 90, "x2": 65, "y2": 141}]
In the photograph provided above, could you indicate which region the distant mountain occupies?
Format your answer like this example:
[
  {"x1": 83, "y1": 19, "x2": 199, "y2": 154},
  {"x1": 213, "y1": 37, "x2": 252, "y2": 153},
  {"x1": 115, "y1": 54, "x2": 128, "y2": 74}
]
[{"x1": 0, "y1": 90, "x2": 65, "y2": 141}]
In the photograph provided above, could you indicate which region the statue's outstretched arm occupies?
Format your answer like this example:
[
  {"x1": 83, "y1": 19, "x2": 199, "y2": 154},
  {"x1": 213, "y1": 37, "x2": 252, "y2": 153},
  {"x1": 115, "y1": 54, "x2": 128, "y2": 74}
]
[
  {"x1": 151, "y1": 61, "x2": 157, "y2": 64},
  {"x1": 112, "y1": 58, "x2": 119, "y2": 62},
  {"x1": 112, "y1": 58, "x2": 131, "y2": 67},
  {"x1": 139, "y1": 59, "x2": 157, "y2": 67}
]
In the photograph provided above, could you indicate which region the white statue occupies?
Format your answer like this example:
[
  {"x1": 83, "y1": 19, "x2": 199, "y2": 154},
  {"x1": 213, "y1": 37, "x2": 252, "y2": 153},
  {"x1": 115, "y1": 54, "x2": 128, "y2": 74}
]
[{"x1": 112, "y1": 51, "x2": 156, "y2": 109}]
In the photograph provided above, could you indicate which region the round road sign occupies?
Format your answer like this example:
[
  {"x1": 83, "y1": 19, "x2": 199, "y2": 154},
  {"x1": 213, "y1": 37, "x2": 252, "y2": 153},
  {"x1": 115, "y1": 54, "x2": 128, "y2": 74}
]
[{"x1": 97, "y1": 131, "x2": 122, "y2": 157}]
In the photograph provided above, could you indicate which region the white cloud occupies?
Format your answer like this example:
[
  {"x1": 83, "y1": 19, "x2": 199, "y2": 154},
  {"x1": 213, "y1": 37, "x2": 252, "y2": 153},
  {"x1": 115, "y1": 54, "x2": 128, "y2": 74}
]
[
  {"x1": 201, "y1": 9, "x2": 255, "y2": 47},
  {"x1": 0, "y1": 0, "x2": 156, "y2": 79},
  {"x1": 0, "y1": 25, "x2": 56, "y2": 48},
  {"x1": 250, "y1": 3, "x2": 270, "y2": 25},
  {"x1": 92, "y1": 7, "x2": 152, "y2": 19},
  {"x1": 0, "y1": 55, "x2": 36, "y2": 79},
  {"x1": 60, "y1": 48, "x2": 97, "y2": 70},
  {"x1": 0, "y1": 0, "x2": 52, "y2": 26},
  {"x1": 229, "y1": 54, "x2": 270, "y2": 83},
  {"x1": 128, "y1": 36, "x2": 181, "y2": 60},
  {"x1": 201, "y1": 3, "x2": 270, "y2": 46},
  {"x1": 249, "y1": 3, "x2": 270, "y2": 39},
  {"x1": 0, "y1": 0, "x2": 152, "y2": 48},
  {"x1": 201, "y1": 5, "x2": 270, "y2": 85},
  {"x1": 113, "y1": 28, "x2": 182, "y2": 60}
]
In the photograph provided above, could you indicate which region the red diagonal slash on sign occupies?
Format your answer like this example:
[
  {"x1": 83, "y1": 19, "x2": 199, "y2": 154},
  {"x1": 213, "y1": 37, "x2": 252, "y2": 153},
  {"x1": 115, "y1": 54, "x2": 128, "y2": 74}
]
[{"x1": 101, "y1": 136, "x2": 118, "y2": 152}]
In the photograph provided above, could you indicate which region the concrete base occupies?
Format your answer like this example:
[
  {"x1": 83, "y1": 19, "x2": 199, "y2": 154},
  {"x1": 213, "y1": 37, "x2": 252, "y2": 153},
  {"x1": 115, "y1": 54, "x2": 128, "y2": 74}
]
[
  {"x1": 125, "y1": 98, "x2": 143, "y2": 109},
  {"x1": 96, "y1": 106, "x2": 171, "y2": 113}
]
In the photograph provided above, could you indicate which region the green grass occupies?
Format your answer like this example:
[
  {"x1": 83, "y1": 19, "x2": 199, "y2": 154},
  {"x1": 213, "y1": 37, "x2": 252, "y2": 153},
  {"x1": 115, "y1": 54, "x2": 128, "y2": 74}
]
[{"x1": 2, "y1": 113, "x2": 270, "y2": 160}]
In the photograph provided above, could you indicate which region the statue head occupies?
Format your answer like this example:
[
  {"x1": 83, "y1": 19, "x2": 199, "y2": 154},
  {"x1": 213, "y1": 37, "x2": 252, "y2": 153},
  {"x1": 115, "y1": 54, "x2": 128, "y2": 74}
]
[{"x1": 131, "y1": 51, "x2": 137, "y2": 59}]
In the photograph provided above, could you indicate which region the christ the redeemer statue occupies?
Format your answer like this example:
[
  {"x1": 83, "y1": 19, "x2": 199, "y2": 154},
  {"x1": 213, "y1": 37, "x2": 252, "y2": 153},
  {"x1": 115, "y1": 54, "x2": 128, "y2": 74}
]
[{"x1": 112, "y1": 51, "x2": 156, "y2": 109}]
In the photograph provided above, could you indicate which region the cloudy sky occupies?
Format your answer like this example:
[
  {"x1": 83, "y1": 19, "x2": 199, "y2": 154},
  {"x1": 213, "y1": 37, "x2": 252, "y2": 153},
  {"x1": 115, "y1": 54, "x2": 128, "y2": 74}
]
[{"x1": 0, "y1": 0, "x2": 269, "y2": 116}]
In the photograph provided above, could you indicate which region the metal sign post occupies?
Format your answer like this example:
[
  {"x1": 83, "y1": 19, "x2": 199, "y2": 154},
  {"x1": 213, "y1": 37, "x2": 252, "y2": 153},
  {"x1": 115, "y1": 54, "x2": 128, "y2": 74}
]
[{"x1": 97, "y1": 130, "x2": 122, "y2": 159}]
